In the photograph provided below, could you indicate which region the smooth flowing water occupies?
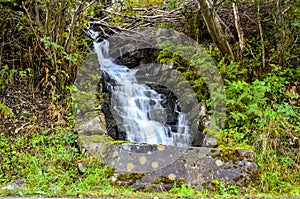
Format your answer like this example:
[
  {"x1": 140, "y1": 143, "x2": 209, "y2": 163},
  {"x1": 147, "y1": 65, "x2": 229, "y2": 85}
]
[{"x1": 94, "y1": 40, "x2": 191, "y2": 146}]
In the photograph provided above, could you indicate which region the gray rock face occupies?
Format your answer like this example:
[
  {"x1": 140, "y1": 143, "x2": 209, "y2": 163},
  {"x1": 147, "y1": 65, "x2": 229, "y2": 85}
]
[
  {"x1": 82, "y1": 134, "x2": 257, "y2": 191},
  {"x1": 2, "y1": 178, "x2": 26, "y2": 190}
]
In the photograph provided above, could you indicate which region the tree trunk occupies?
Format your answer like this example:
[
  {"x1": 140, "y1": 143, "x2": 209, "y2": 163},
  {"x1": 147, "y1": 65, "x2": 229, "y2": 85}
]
[{"x1": 197, "y1": 0, "x2": 235, "y2": 59}]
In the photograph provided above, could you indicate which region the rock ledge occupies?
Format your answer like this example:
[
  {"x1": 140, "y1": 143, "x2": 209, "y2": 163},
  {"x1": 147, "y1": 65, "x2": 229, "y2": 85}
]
[{"x1": 81, "y1": 134, "x2": 257, "y2": 191}]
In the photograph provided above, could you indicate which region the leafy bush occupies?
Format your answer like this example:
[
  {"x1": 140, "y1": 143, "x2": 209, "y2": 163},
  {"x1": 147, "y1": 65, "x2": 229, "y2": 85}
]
[
  {"x1": 1, "y1": 0, "x2": 93, "y2": 93},
  {"x1": 221, "y1": 64, "x2": 300, "y2": 194}
]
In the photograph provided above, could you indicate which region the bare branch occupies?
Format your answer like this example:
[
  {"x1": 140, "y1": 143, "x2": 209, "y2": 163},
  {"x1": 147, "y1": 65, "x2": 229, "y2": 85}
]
[
  {"x1": 22, "y1": 2, "x2": 54, "y2": 67},
  {"x1": 197, "y1": 0, "x2": 235, "y2": 59},
  {"x1": 89, "y1": 5, "x2": 184, "y2": 37},
  {"x1": 233, "y1": 2, "x2": 245, "y2": 54},
  {"x1": 64, "y1": 3, "x2": 83, "y2": 53},
  {"x1": 257, "y1": 3, "x2": 265, "y2": 69}
]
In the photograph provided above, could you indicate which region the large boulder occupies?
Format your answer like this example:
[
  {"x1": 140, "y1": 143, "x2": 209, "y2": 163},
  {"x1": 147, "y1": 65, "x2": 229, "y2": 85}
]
[{"x1": 81, "y1": 133, "x2": 257, "y2": 191}]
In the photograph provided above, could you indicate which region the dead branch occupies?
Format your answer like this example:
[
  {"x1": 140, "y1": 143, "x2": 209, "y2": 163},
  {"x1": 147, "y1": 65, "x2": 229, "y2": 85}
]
[
  {"x1": 197, "y1": 0, "x2": 235, "y2": 59},
  {"x1": 89, "y1": 6, "x2": 184, "y2": 37},
  {"x1": 257, "y1": 3, "x2": 266, "y2": 70},
  {"x1": 233, "y1": 2, "x2": 245, "y2": 55}
]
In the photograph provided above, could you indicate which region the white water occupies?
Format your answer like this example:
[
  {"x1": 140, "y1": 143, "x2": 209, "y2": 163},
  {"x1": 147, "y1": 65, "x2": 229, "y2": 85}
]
[{"x1": 94, "y1": 40, "x2": 191, "y2": 146}]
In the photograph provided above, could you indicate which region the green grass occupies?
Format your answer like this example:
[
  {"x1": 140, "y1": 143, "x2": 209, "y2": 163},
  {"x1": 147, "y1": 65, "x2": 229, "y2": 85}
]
[
  {"x1": 0, "y1": 126, "x2": 109, "y2": 197},
  {"x1": 0, "y1": 125, "x2": 299, "y2": 198}
]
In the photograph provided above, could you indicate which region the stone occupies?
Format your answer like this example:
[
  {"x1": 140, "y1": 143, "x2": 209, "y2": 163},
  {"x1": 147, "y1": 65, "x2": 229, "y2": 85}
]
[
  {"x1": 75, "y1": 115, "x2": 106, "y2": 136},
  {"x1": 148, "y1": 108, "x2": 167, "y2": 124},
  {"x1": 202, "y1": 133, "x2": 218, "y2": 147},
  {"x1": 82, "y1": 134, "x2": 258, "y2": 191},
  {"x1": 2, "y1": 178, "x2": 26, "y2": 190},
  {"x1": 77, "y1": 162, "x2": 84, "y2": 174}
]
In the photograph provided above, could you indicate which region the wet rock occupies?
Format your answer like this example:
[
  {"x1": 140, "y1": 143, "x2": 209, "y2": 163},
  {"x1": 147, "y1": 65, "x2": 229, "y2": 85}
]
[
  {"x1": 147, "y1": 84, "x2": 179, "y2": 132},
  {"x1": 101, "y1": 71, "x2": 124, "y2": 140},
  {"x1": 100, "y1": 60, "x2": 218, "y2": 147},
  {"x1": 148, "y1": 108, "x2": 167, "y2": 124},
  {"x1": 101, "y1": 60, "x2": 206, "y2": 146},
  {"x1": 82, "y1": 135, "x2": 258, "y2": 191},
  {"x1": 113, "y1": 49, "x2": 160, "y2": 68}
]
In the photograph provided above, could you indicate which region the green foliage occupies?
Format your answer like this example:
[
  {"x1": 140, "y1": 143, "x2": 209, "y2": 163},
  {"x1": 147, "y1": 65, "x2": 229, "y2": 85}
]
[
  {"x1": 225, "y1": 79, "x2": 267, "y2": 129},
  {"x1": 0, "y1": 126, "x2": 113, "y2": 197},
  {"x1": 218, "y1": 59, "x2": 247, "y2": 81},
  {"x1": 0, "y1": 65, "x2": 16, "y2": 87},
  {"x1": 40, "y1": 37, "x2": 82, "y2": 65},
  {"x1": 0, "y1": 103, "x2": 14, "y2": 117},
  {"x1": 157, "y1": 42, "x2": 210, "y2": 103},
  {"x1": 170, "y1": 184, "x2": 197, "y2": 197},
  {"x1": 208, "y1": 180, "x2": 243, "y2": 196},
  {"x1": 1, "y1": 0, "x2": 93, "y2": 93},
  {"x1": 221, "y1": 61, "x2": 299, "y2": 195},
  {"x1": 215, "y1": 1, "x2": 300, "y2": 189}
]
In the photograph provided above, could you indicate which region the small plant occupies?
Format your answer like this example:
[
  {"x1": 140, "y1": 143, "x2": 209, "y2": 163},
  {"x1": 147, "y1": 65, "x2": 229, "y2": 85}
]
[
  {"x1": 0, "y1": 65, "x2": 16, "y2": 87},
  {"x1": 171, "y1": 184, "x2": 197, "y2": 197},
  {"x1": 0, "y1": 103, "x2": 14, "y2": 117}
]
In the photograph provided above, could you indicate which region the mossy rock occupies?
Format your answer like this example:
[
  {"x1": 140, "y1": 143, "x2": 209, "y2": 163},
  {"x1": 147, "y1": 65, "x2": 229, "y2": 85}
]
[
  {"x1": 211, "y1": 146, "x2": 254, "y2": 163},
  {"x1": 114, "y1": 173, "x2": 145, "y2": 186},
  {"x1": 81, "y1": 135, "x2": 257, "y2": 191}
]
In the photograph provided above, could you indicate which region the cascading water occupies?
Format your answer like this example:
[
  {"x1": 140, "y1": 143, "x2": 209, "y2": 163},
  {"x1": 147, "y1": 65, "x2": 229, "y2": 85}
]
[{"x1": 94, "y1": 40, "x2": 191, "y2": 146}]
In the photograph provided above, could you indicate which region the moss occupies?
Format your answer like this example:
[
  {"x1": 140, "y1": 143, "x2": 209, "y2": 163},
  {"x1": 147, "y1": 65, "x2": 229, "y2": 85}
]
[
  {"x1": 211, "y1": 146, "x2": 252, "y2": 163},
  {"x1": 105, "y1": 167, "x2": 115, "y2": 178},
  {"x1": 211, "y1": 153, "x2": 218, "y2": 158},
  {"x1": 177, "y1": 178, "x2": 186, "y2": 187},
  {"x1": 211, "y1": 179, "x2": 219, "y2": 185},
  {"x1": 79, "y1": 134, "x2": 106, "y2": 143},
  {"x1": 176, "y1": 80, "x2": 191, "y2": 89},
  {"x1": 153, "y1": 176, "x2": 173, "y2": 184},
  {"x1": 117, "y1": 173, "x2": 144, "y2": 181},
  {"x1": 110, "y1": 139, "x2": 128, "y2": 145},
  {"x1": 153, "y1": 176, "x2": 185, "y2": 188},
  {"x1": 247, "y1": 167, "x2": 253, "y2": 172},
  {"x1": 93, "y1": 134, "x2": 108, "y2": 142},
  {"x1": 114, "y1": 173, "x2": 144, "y2": 187},
  {"x1": 80, "y1": 134, "x2": 130, "y2": 145}
]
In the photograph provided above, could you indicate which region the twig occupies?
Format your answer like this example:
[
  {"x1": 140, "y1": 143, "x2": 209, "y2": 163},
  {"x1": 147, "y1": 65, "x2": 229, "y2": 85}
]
[
  {"x1": 257, "y1": 3, "x2": 266, "y2": 70},
  {"x1": 22, "y1": 2, "x2": 53, "y2": 67},
  {"x1": 64, "y1": 3, "x2": 83, "y2": 53},
  {"x1": 98, "y1": 6, "x2": 183, "y2": 24}
]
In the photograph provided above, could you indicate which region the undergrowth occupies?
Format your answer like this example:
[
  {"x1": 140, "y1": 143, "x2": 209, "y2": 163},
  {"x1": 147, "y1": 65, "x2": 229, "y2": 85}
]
[
  {"x1": 157, "y1": 42, "x2": 300, "y2": 195},
  {"x1": 1, "y1": 0, "x2": 299, "y2": 198},
  {"x1": 1, "y1": 55, "x2": 298, "y2": 199}
]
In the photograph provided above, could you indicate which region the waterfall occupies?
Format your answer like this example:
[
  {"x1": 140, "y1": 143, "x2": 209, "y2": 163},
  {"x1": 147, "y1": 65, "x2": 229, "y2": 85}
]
[{"x1": 94, "y1": 40, "x2": 191, "y2": 146}]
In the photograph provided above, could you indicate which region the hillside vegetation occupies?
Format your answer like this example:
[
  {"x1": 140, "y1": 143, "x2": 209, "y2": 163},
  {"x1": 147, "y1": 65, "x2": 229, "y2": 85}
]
[{"x1": 0, "y1": 0, "x2": 299, "y2": 198}]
